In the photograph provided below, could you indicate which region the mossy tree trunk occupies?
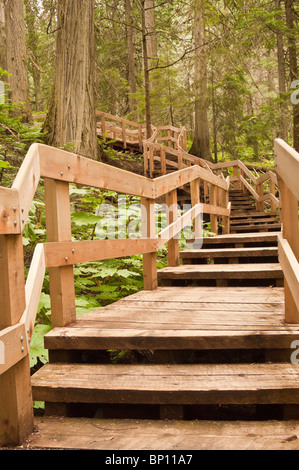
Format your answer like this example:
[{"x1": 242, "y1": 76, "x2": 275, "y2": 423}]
[
  {"x1": 43, "y1": 0, "x2": 98, "y2": 160},
  {"x1": 4, "y1": 0, "x2": 32, "y2": 123}
]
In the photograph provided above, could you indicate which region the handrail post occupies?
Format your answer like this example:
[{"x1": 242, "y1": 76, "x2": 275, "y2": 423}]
[
  {"x1": 0, "y1": 234, "x2": 34, "y2": 446},
  {"x1": 257, "y1": 182, "x2": 264, "y2": 212},
  {"x1": 278, "y1": 176, "x2": 299, "y2": 323},
  {"x1": 270, "y1": 179, "x2": 276, "y2": 212},
  {"x1": 161, "y1": 148, "x2": 166, "y2": 176},
  {"x1": 44, "y1": 179, "x2": 76, "y2": 327},
  {"x1": 209, "y1": 184, "x2": 218, "y2": 235},
  {"x1": 141, "y1": 198, "x2": 157, "y2": 290},
  {"x1": 166, "y1": 189, "x2": 180, "y2": 267},
  {"x1": 190, "y1": 178, "x2": 202, "y2": 240},
  {"x1": 233, "y1": 165, "x2": 240, "y2": 190},
  {"x1": 222, "y1": 187, "x2": 230, "y2": 234},
  {"x1": 122, "y1": 121, "x2": 127, "y2": 150}
]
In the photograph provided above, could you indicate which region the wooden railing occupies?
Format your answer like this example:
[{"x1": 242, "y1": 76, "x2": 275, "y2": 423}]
[
  {"x1": 0, "y1": 142, "x2": 229, "y2": 446},
  {"x1": 144, "y1": 130, "x2": 279, "y2": 216},
  {"x1": 96, "y1": 111, "x2": 146, "y2": 151},
  {"x1": 275, "y1": 139, "x2": 299, "y2": 324}
]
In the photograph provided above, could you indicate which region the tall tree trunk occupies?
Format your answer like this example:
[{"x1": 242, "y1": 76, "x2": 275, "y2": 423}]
[
  {"x1": 0, "y1": 1, "x2": 6, "y2": 71},
  {"x1": 276, "y1": 0, "x2": 288, "y2": 141},
  {"x1": 285, "y1": 0, "x2": 299, "y2": 151},
  {"x1": 25, "y1": 0, "x2": 42, "y2": 111},
  {"x1": 141, "y1": 0, "x2": 152, "y2": 139},
  {"x1": 44, "y1": 0, "x2": 98, "y2": 160},
  {"x1": 189, "y1": 0, "x2": 212, "y2": 162},
  {"x1": 125, "y1": 0, "x2": 137, "y2": 116},
  {"x1": 4, "y1": 0, "x2": 32, "y2": 122},
  {"x1": 144, "y1": 0, "x2": 158, "y2": 80}
]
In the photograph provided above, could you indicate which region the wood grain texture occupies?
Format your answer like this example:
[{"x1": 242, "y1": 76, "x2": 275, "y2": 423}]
[{"x1": 26, "y1": 417, "x2": 299, "y2": 450}]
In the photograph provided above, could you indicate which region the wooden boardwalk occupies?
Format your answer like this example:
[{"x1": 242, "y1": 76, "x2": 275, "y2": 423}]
[{"x1": 1, "y1": 115, "x2": 299, "y2": 450}]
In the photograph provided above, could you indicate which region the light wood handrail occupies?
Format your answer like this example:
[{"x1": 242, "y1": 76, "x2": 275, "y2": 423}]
[{"x1": 275, "y1": 139, "x2": 299, "y2": 323}]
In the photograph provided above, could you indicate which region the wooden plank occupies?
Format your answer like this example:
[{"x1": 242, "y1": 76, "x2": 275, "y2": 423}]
[
  {"x1": 0, "y1": 187, "x2": 21, "y2": 234},
  {"x1": 201, "y1": 203, "x2": 230, "y2": 217},
  {"x1": 44, "y1": 179, "x2": 76, "y2": 328},
  {"x1": 12, "y1": 143, "x2": 40, "y2": 227},
  {"x1": 126, "y1": 286, "x2": 285, "y2": 303},
  {"x1": 141, "y1": 198, "x2": 157, "y2": 291},
  {"x1": 44, "y1": 239, "x2": 157, "y2": 268},
  {"x1": 154, "y1": 165, "x2": 228, "y2": 198},
  {"x1": 156, "y1": 203, "x2": 202, "y2": 250},
  {"x1": 0, "y1": 323, "x2": 28, "y2": 376},
  {"x1": 44, "y1": 327, "x2": 298, "y2": 352},
  {"x1": 27, "y1": 416, "x2": 299, "y2": 450},
  {"x1": 278, "y1": 235, "x2": 299, "y2": 322},
  {"x1": 20, "y1": 244, "x2": 45, "y2": 340},
  {"x1": 231, "y1": 223, "x2": 281, "y2": 232},
  {"x1": 0, "y1": 231, "x2": 33, "y2": 445},
  {"x1": 165, "y1": 190, "x2": 180, "y2": 266},
  {"x1": 31, "y1": 363, "x2": 299, "y2": 406},
  {"x1": 180, "y1": 247, "x2": 278, "y2": 259},
  {"x1": 275, "y1": 139, "x2": 299, "y2": 201},
  {"x1": 38, "y1": 144, "x2": 154, "y2": 199},
  {"x1": 239, "y1": 175, "x2": 259, "y2": 201},
  {"x1": 0, "y1": 235, "x2": 26, "y2": 329},
  {"x1": 200, "y1": 232, "x2": 280, "y2": 245},
  {"x1": 158, "y1": 263, "x2": 283, "y2": 280}
]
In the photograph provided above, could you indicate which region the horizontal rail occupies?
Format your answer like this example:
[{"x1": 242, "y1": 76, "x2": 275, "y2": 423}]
[
  {"x1": 44, "y1": 238, "x2": 158, "y2": 268},
  {"x1": 275, "y1": 139, "x2": 299, "y2": 201},
  {"x1": 156, "y1": 203, "x2": 202, "y2": 249},
  {"x1": 278, "y1": 235, "x2": 299, "y2": 313},
  {"x1": 275, "y1": 139, "x2": 299, "y2": 323}
]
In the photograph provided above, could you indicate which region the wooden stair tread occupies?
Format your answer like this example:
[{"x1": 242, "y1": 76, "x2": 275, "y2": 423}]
[
  {"x1": 158, "y1": 263, "x2": 283, "y2": 279},
  {"x1": 200, "y1": 232, "x2": 280, "y2": 245},
  {"x1": 31, "y1": 363, "x2": 299, "y2": 405},
  {"x1": 230, "y1": 218, "x2": 279, "y2": 226},
  {"x1": 231, "y1": 224, "x2": 281, "y2": 232},
  {"x1": 180, "y1": 247, "x2": 278, "y2": 258},
  {"x1": 26, "y1": 416, "x2": 299, "y2": 450},
  {"x1": 230, "y1": 212, "x2": 279, "y2": 219},
  {"x1": 44, "y1": 286, "x2": 291, "y2": 351}
]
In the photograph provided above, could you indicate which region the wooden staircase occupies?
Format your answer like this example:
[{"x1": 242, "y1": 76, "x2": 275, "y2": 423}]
[
  {"x1": 1, "y1": 120, "x2": 299, "y2": 450},
  {"x1": 30, "y1": 225, "x2": 299, "y2": 445},
  {"x1": 27, "y1": 148, "x2": 299, "y2": 450}
]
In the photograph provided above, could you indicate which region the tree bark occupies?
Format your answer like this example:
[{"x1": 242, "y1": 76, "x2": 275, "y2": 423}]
[
  {"x1": 0, "y1": 1, "x2": 6, "y2": 71},
  {"x1": 125, "y1": 0, "x2": 137, "y2": 116},
  {"x1": 141, "y1": 0, "x2": 152, "y2": 139},
  {"x1": 276, "y1": 0, "x2": 288, "y2": 141},
  {"x1": 189, "y1": 0, "x2": 212, "y2": 162},
  {"x1": 4, "y1": 0, "x2": 32, "y2": 122},
  {"x1": 25, "y1": 0, "x2": 42, "y2": 111},
  {"x1": 43, "y1": 0, "x2": 98, "y2": 160},
  {"x1": 285, "y1": 0, "x2": 299, "y2": 151},
  {"x1": 144, "y1": 0, "x2": 158, "y2": 76}
]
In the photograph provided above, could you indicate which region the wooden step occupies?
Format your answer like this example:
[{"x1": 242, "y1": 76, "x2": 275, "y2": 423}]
[
  {"x1": 26, "y1": 416, "x2": 299, "y2": 450},
  {"x1": 31, "y1": 363, "x2": 299, "y2": 406},
  {"x1": 230, "y1": 218, "x2": 279, "y2": 226},
  {"x1": 43, "y1": 286, "x2": 294, "y2": 352},
  {"x1": 180, "y1": 247, "x2": 278, "y2": 262},
  {"x1": 230, "y1": 212, "x2": 279, "y2": 219},
  {"x1": 158, "y1": 263, "x2": 283, "y2": 279},
  {"x1": 231, "y1": 224, "x2": 281, "y2": 233},
  {"x1": 187, "y1": 232, "x2": 280, "y2": 248}
]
